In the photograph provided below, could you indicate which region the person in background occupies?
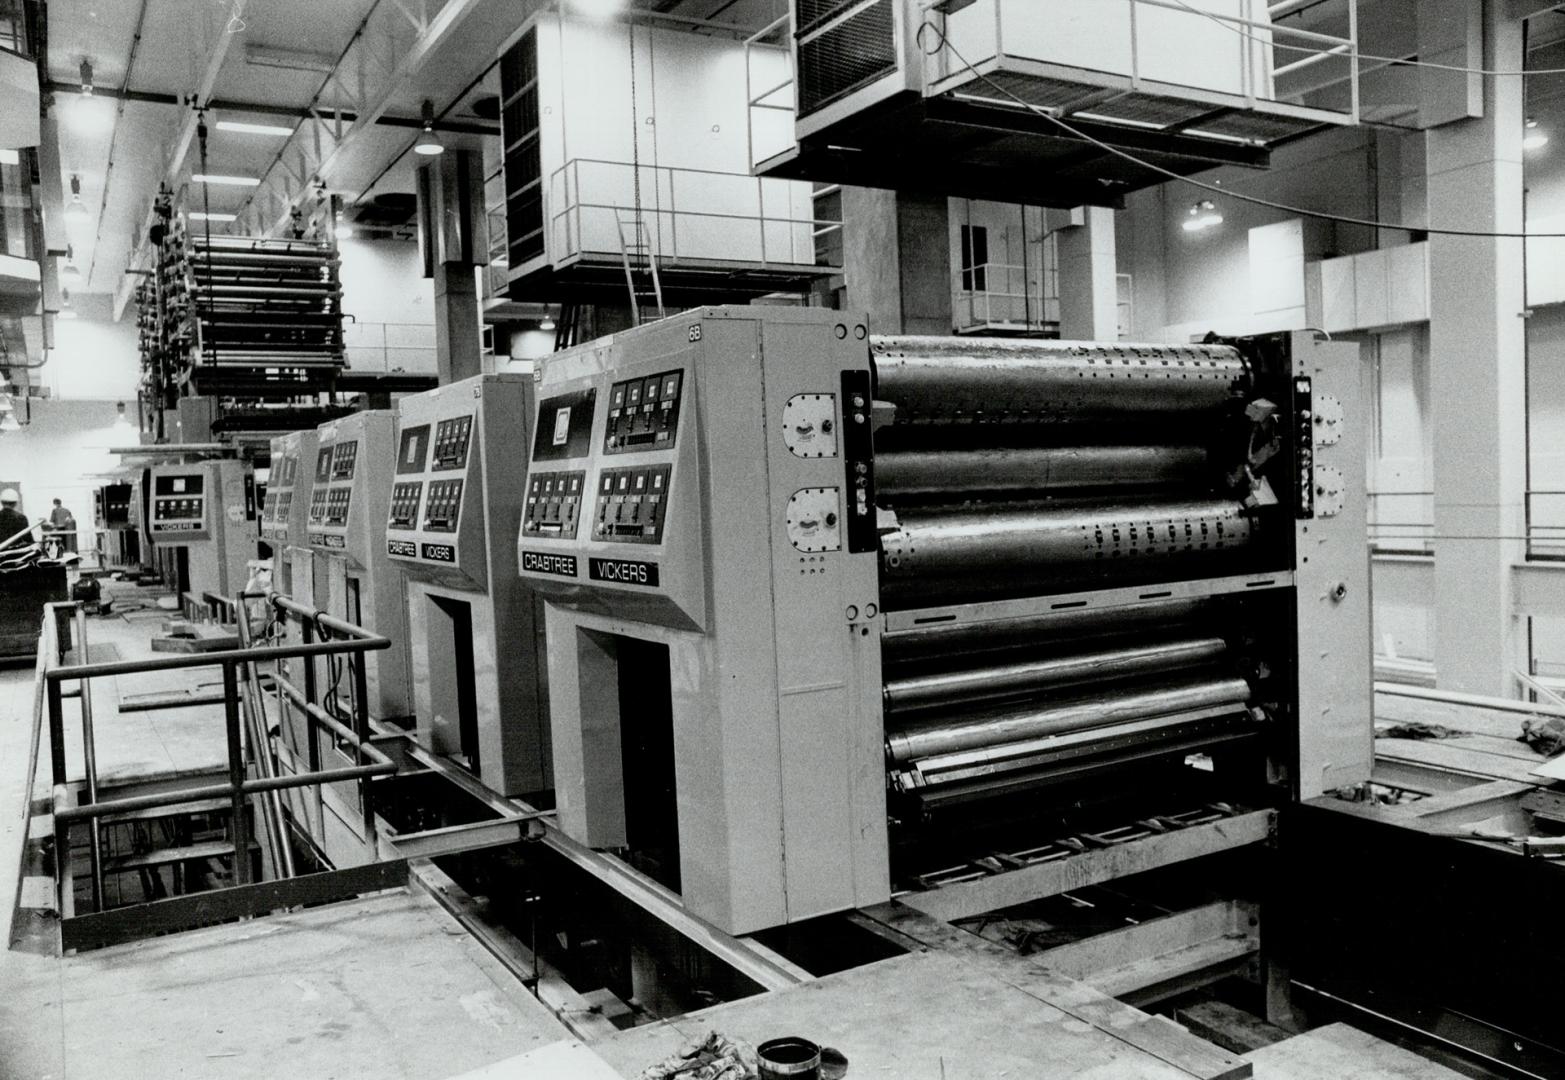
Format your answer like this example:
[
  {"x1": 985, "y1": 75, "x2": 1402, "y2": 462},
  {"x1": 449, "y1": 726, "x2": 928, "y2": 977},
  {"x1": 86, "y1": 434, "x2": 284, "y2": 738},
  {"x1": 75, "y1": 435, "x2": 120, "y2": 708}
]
[
  {"x1": 51, "y1": 499, "x2": 79, "y2": 554},
  {"x1": 0, "y1": 490, "x2": 32, "y2": 549},
  {"x1": 46, "y1": 498, "x2": 73, "y2": 557}
]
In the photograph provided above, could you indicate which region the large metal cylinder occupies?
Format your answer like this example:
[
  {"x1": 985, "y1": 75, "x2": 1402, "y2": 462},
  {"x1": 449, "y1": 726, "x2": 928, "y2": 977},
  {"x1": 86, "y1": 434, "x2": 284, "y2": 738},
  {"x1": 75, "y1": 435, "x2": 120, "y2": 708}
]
[
  {"x1": 882, "y1": 596, "x2": 1209, "y2": 661},
  {"x1": 871, "y1": 336, "x2": 1247, "y2": 427},
  {"x1": 876, "y1": 445, "x2": 1209, "y2": 501},
  {"x1": 885, "y1": 676, "x2": 1252, "y2": 764},
  {"x1": 880, "y1": 498, "x2": 1259, "y2": 607},
  {"x1": 884, "y1": 636, "x2": 1228, "y2": 713}
]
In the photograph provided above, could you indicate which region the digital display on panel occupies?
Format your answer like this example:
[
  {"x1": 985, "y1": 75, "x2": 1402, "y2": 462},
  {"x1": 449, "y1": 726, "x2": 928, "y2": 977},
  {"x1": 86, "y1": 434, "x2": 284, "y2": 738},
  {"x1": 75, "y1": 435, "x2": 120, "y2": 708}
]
[{"x1": 154, "y1": 474, "x2": 204, "y2": 496}]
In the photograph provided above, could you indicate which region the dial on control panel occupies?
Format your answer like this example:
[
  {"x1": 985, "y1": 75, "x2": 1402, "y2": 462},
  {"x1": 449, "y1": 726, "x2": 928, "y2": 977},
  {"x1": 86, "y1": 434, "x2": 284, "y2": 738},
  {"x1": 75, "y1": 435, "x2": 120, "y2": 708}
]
[
  {"x1": 787, "y1": 487, "x2": 843, "y2": 553},
  {"x1": 1314, "y1": 464, "x2": 1345, "y2": 518},
  {"x1": 1313, "y1": 394, "x2": 1344, "y2": 447},
  {"x1": 783, "y1": 394, "x2": 838, "y2": 458}
]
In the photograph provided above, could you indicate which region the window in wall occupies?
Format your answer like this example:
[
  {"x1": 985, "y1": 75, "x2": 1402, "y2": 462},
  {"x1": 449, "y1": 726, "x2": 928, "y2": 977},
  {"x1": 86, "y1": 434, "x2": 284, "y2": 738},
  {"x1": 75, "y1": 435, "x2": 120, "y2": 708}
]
[{"x1": 960, "y1": 224, "x2": 988, "y2": 292}]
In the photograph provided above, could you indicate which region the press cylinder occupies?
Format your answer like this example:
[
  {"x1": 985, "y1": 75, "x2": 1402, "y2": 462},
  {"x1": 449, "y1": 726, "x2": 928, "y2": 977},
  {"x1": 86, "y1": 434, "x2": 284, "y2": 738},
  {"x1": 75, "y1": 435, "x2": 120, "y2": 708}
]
[
  {"x1": 871, "y1": 335, "x2": 1248, "y2": 427},
  {"x1": 876, "y1": 445, "x2": 1210, "y2": 501},
  {"x1": 885, "y1": 676, "x2": 1253, "y2": 765},
  {"x1": 879, "y1": 498, "x2": 1259, "y2": 607},
  {"x1": 883, "y1": 636, "x2": 1228, "y2": 713},
  {"x1": 882, "y1": 596, "x2": 1209, "y2": 661}
]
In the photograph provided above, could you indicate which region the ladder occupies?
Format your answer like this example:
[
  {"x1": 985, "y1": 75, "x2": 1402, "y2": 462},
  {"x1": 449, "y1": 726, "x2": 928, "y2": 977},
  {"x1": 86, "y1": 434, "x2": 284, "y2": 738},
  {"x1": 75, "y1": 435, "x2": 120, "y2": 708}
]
[
  {"x1": 553, "y1": 302, "x2": 581, "y2": 352},
  {"x1": 615, "y1": 209, "x2": 665, "y2": 327}
]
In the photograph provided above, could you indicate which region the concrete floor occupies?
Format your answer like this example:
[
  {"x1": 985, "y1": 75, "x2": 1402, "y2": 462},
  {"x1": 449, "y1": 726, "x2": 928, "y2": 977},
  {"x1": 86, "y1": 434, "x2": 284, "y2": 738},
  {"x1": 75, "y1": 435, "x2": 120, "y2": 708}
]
[
  {"x1": 0, "y1": 591, "x2": 571, "y2": 1080},
  {"x1": 0, "y1": 585, "x2": 1539, "y2": 1079}
]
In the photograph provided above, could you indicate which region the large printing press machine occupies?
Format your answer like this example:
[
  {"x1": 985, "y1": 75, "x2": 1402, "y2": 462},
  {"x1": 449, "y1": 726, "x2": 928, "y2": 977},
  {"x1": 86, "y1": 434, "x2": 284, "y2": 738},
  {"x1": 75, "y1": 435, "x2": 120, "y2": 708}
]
[
  {"x1": 516, "y1": 307, "x2": 1371, "y2": 936},
  {"x1": 250, "y1": 305, "x2": 1369, "y2": 941}
]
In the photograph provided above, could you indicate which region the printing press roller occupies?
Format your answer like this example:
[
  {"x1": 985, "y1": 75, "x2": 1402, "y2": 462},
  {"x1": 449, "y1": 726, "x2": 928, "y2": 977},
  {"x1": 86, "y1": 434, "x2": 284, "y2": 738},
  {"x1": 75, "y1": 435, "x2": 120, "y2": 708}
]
[
  {"x1": 884, "y1": 636, "x2": 1229, "y2": 713},
  {"x1": 879, "y1": 498, "x2": 1260, "y2": 607},
  {"x1": 871, "y1": 336, "x2": 1249, "y2": 427},
  {"x1": 885, "y1": 675, "x2": 1254, "y2": 766},
  {"x1": 876, "y1": 445, "x2": 1210, "y2": 501}
]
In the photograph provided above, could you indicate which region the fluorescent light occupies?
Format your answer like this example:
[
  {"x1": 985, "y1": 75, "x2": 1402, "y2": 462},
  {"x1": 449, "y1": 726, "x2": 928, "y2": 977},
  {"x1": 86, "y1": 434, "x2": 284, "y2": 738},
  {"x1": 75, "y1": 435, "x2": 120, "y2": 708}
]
[
  {"x1": 571, "y1": 0, "x2": 628, "y2": 17},
  {"x1": 0, "y1": 149, "x2": 17, "y2": 165},
  {"x1": 193, "y1": 174, "x2": 261, "y2": 187},
  {"x1": 56, "y1": 309, "x2": 79, "y2": 320},
  {"x1": 215, "y1": 119, "x2": 296, "y2": 137},
  {"x1": 67, "y1": 95, "x2": 114, "y2": 136},
  {"x1": 190, "y1": 211, "x2": 238, "y2": 222}
]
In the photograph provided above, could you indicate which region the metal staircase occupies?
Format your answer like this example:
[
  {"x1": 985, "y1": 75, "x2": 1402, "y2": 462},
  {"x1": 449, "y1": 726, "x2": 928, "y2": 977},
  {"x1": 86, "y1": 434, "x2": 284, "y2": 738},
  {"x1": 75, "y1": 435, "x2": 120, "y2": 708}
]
[{"x1": 615, "y1": 210, "x2": 665, "y2": 326}]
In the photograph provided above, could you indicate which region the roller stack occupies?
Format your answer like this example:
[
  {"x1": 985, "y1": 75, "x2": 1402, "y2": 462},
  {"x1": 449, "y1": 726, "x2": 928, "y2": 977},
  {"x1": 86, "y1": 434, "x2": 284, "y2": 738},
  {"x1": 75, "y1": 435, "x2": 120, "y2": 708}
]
[
  {"x1": 868, "y1": 336, "x2": 1277, "y2": 811},
  {"x1": 137, "y1": 215, "x2": 346, "y2": 424}
]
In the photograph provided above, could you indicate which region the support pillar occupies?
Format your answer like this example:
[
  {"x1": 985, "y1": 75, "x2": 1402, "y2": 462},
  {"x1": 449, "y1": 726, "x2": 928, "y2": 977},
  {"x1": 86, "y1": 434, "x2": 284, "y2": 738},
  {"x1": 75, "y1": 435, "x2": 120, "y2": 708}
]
[
  {"x1": 1428, "y1": 0, "x2": 1526, "y2": 695},
  {"x1": 1057, "y1": 206, "x2": 1120, "y2": 341},
  {"x1": 417, "y1": 150, "x2": 485, "y2": 384},
  {"x1": 842, "y1": 188, "x2": 951, "y2": 335}
]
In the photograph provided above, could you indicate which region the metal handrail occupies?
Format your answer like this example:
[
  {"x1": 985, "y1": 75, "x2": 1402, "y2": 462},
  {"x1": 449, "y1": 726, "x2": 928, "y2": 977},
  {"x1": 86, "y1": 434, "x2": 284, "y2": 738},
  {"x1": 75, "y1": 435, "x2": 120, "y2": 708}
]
[
  {"x1": 546, "y1": 157, "x2": 838, "y2": 270},
  {"x1": 41, "y1": 592, "x2": 396, "y2": 916}
]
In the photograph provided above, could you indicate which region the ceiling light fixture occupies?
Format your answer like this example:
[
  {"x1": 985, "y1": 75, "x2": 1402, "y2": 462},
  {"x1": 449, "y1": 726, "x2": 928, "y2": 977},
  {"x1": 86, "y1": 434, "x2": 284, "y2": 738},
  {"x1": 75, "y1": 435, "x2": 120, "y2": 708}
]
[
  {"x1": 1525, "y1": 117, "x2": 1549, "y2": 151},
  {"x1": 193, "y1": 173, "x2": 261, "y2": 187},
  {"x1": 189, "y1": 211, "x2": 238, "y2": 222},
  {"x1": 79, "y1": 58, "x2": 93, "y2": 96},
  {"x1": 215, "y1": 119, "x2": 296, "y2": 137},
  {"x1": 65, "y1": 175, "x2": 90, "y2": 221},
  {"x1": 1181, "y1": 199, "x2": 1224, "y2": 233},
  {"x1": 413, "y1": 100, "x2": 444, "y2": 156},
  {"x1": 61, "y1": 245, "x2": 81, "y2": 279},
  {"x1": 571, "y1": 0, "x2": 629, "y2": 18},
  {"x1": 335, "y1": 224, "x2": 354, "y2": 240},
  {"x1": 540, "y1": 316, "x2": 557, "y2": 331}
]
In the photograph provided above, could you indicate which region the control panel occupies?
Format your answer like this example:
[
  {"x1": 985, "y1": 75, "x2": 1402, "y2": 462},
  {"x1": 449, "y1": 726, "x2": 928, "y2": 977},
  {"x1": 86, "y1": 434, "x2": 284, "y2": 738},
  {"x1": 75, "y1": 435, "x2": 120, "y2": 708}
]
[
  {"x1": 263, "y1": 430, "x2": 317, "y2": 549},
  {"x1": 605, "y1": 369, "x2": 683, "y2": 454},
  {"x1": 591, "y1": 466, "x2": 671, "y2": 545},
  {"x1": 433, "y1": 415, "x2": 473, "y2": 470},
  {"x1": 389, "y1": 481, "x2": 423, "y2": 530},
  {"x1": 310, "y1": 411, "x2": 396, "y2": 564},
  {"x1": 521, "y1": 471, "x2": 585, "y2": 540},
  {"x1": 424, "y1": 479, "x2": 464, "y2": 532},
  {"x1": 386, "y1": 374, "x2": 534, "y2": 591},
  {"x1": 150, "y1": 472, "x2": 208, "y2": 537}
]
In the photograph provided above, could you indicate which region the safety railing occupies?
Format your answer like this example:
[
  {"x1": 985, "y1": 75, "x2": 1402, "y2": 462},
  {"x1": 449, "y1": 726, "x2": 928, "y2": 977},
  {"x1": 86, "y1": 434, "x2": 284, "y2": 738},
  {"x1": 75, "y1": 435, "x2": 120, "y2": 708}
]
[
  {"x1": 744, "y1": 10, "x2": 796, "y2": 171},
  {"x1": 1367, "y1": 490, "x2": 1433, "y2": 555},
  {"x1": 342, "y1": 319, "x2": 438, "y2": 376},
  {"x1": 920, "y1": 0, "x2": 1361, "y2": 125},
  {"x1": 33, "y1": 593, "x2": 401, "y2": 944},
  {"x1": 546, "y1": 158, "x2": 839, "y2": 272},
  {"x1": 1528, "y1": 491, "x2": 1565, "y2": 563},
  {"x1": 954, "y1": 260, "x2": 1060, "y2": 334}
]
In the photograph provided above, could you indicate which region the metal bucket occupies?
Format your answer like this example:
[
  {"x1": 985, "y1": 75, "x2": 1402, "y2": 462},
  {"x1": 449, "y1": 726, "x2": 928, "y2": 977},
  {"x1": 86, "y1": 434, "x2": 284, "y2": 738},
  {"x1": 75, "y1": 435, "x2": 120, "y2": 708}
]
[{"x1": 757, "y1": 1036, "x2": 822, "y2": 1079}]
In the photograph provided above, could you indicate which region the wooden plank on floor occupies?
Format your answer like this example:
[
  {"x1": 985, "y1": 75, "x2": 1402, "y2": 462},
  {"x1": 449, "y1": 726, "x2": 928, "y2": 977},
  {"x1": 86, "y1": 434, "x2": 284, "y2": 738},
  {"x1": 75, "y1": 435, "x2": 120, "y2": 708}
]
[
  {"x1": 1175, "y1": 1001, "x2": 1289, "y2": 1055},
  {"x1": 1037, "y1": 900, "x2": 1257, "y2": 1002},
  {"x1": 1377, "y1": 739, "x2": 1546, "y2": 784},
  {"x1": 18, "y1": 876, "x2": 54, "y2": 909},
  {"x1": 859, "y1": 902, "x2": 1251, "y2": 1080},
  {"x1": 1245, "y1": 1023, "x2": 1468, "y2": 1078},
  {"x1": 899, "y1": 810, "x2": 1275, "y2": 923}
]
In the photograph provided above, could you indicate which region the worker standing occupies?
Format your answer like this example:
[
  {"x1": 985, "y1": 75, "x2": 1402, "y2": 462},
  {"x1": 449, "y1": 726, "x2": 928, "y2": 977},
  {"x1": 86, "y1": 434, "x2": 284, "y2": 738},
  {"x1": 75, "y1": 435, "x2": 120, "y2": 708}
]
[
  {"x1": 47, "y1": 498, "x2": 72, "y2": 556},
  {"x1": 0, "y1": 490, "x2": 32, "y2": 550}
]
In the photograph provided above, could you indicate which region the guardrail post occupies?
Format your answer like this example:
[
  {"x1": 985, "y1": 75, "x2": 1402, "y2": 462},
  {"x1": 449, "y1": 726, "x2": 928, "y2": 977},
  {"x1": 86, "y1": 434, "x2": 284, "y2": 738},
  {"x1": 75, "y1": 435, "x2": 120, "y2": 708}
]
[
  {"x1": 301, "y1": 617, "x2": 321, "y2": 774},
  {"x1": 46, "y1": 677, "x2": 66, "y2": 789},
  {"x1": 352, "y1": 651, "x2": 374, "y2": 843},
  {"x1": 222, "y1": 661, "x2": 252, "y2": 885}
]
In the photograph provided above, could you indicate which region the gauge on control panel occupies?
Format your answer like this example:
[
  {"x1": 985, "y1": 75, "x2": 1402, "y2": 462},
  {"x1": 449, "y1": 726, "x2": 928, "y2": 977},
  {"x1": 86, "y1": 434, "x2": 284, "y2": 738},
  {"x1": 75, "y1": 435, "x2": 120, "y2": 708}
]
[
  {"x1": 787, "y1": 487, "x2": 843, "y2": 553},
  {"x1": 783, "y1": 394, "x2": 838, "y2": 459},
  {"x1": 1314, "y1": 464, "x2": 1345, "y2": 518},
  {"x1": 1313, "y1": 394, "x2": 1343, "y2": 447}
]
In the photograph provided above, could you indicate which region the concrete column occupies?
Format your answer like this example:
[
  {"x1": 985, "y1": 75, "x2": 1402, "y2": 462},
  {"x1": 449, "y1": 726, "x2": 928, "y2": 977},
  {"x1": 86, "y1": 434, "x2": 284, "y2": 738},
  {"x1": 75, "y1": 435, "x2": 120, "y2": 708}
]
[
  {"x1": 1427, "y1": 0, "x2": 1526, "y2": 695},
  {"x1": 842, "y1": 188, "x2": 951, "y2": 335},
  {"x1": 1057, "y1": 206, "x2": 1120, "y2": 341},
  {"x1": 432, "y1": 263, "x2": 482, "y2": 384}
]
